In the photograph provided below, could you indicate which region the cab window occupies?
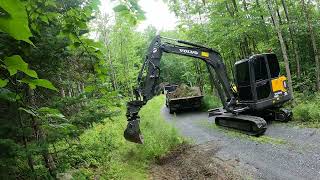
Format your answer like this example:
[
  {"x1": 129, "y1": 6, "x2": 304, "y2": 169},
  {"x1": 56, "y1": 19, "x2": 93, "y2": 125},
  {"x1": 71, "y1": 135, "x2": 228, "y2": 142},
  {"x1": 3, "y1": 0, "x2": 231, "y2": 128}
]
[
  {"x1": 236, "y1": 61, "x2": 250, "y2": 85},
  {"x1": 253, "y1": 56, "x2": 268, "y2": 81},
  {"x1": 267, "y1": 54, "x2": 280, "y2": 78}
]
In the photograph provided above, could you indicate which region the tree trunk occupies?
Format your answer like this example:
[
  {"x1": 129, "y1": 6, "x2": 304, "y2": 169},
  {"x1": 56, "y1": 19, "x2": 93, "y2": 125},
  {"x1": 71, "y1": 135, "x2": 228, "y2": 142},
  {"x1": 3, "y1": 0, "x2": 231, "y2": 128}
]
[
  {"x1": 281, "y1": 0, "x2": 301, "y2": 78},
  {"x1": 266, "y1": 0, "x2": 294, "y2": 97},
  {"x1": 242, "y1": 0, "x2": 248, "y2": 11},
  {"x1": 28, "y1": 89, "x2": 57, "y2": 177},
  {"x1": 59, "y1": 77, "x2": 65, "y2": 97},
  {"x1": 301, "y1": 0, "x2": 320, "y2": 91}
]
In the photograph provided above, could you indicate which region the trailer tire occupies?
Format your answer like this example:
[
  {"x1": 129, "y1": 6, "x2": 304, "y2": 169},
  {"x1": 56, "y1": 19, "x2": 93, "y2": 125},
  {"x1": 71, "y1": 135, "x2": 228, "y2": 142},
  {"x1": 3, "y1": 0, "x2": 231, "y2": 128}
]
[{"x1": 169, "y1": 109, "x2": 175, "y2": 114}]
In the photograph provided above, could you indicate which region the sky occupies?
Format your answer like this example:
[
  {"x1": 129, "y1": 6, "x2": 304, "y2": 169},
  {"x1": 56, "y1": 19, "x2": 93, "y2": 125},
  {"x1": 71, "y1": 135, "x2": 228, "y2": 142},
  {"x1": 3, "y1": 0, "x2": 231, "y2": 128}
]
[{"x1": 99, "y1": 0, "x2": 177, "y2": 31}]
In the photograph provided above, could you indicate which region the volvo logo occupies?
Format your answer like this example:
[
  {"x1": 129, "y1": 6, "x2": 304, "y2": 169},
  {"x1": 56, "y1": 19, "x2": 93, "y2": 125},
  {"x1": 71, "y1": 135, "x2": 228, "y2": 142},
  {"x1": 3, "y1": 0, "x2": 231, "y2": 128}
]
[
  {"x1": 179, "y1": 49, "x2": 199, "y2": 55},
  {"x1": 152, "y1": 48, "x2": 158, "y2": 53}
]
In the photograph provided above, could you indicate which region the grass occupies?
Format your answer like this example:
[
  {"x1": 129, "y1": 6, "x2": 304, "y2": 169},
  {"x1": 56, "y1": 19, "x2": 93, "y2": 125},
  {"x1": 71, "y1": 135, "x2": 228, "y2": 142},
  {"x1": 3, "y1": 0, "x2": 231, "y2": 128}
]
[
  {"x1": 64, "y1": 95, "x2": 184, "y2": 179},
  {"x1": 197, "y1": 120, "x2": 287, "y2": 145},
  {"x1": 291, "y1": 93, "x2": 320, "y2": 128},
  {"x1": 200, "y1": 95, "x2": 221, "y2": 111}
]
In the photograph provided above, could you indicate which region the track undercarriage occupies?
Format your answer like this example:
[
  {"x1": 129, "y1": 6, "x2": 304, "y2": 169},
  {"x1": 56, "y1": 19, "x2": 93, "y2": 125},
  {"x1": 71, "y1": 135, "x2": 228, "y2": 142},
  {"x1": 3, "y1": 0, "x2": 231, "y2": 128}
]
[{"x1": 209, "y1": 107, "x2": 292, "y2": 136}]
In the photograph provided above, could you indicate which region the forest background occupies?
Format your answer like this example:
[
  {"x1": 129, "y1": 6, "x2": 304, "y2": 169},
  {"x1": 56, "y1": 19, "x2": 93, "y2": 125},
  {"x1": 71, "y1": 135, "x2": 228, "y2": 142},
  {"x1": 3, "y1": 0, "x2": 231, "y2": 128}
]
[{"x1": 1, "y1": 0, "x2": 320, "y2": 178}]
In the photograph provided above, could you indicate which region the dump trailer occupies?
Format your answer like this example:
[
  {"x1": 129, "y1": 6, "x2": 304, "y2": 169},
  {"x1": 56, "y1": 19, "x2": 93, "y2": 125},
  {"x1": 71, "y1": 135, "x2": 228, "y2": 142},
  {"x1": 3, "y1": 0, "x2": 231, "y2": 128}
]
[{"x1": 165, "y1": 85, "x2": 203, "y2": 114}]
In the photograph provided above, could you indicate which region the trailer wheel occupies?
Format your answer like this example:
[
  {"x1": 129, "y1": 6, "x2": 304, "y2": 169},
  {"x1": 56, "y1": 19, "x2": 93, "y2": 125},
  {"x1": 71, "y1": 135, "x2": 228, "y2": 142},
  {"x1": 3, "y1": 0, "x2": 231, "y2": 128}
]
[{"x1": 169, "y1": 109, "x2": 175, "y2": 114}]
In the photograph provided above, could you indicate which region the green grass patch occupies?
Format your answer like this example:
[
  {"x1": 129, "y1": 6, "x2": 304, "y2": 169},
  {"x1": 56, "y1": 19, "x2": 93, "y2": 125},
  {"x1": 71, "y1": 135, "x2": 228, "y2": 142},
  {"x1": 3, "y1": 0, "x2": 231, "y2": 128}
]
[
  {"x1": 292, "y1": 93, "x2": 320, "y2": 128},
  {"x1": 200, "y1": 95, "x2": 221, "y2": 111},
  {"x1": 197, "y1": 120, "x2": 287, "y2": 145},
  {"x1": 62, "y1": 95, "x2": 184, "y2": 179}
]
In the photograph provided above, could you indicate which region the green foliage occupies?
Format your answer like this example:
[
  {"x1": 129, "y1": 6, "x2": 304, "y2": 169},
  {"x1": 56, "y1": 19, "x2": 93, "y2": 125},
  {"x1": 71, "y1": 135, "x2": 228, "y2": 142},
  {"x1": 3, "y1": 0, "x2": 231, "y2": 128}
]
[
  {"x1": 0, "y1": 0, "x2": 33, "y2": 44},
  {"x1": 201, "y1": 94, "x2": 221, "y2": 111},
  {"x1": 20, "y1": 78, "x2": 58, "y2": 91},
  {"x1": 1, "y1": 0, "x2": 320, "y2": 178},
  {"x1": 56, "y1": 95, "x2": 183, "y2": 179},
  {"x1": 113, "y1": 0, "x2": 145, "y2": 25},
  {"x1": 0, "y1": 79, "x2": 8, "y2": 87},
  {"x1": 137, "y1": 95, "x2": 183, "y2": 158},
  {"x1": 4, "y1": 55, "x2": 37, "y2": 78},
  {"x1": 293, "y1": 93, "x2": 320, "y2": 124}
]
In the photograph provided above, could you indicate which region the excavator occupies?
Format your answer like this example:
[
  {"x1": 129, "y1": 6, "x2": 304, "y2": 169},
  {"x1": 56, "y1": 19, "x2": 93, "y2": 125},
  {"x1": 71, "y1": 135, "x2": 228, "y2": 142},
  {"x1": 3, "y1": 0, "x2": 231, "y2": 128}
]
[{"x1": 124, "y1": 35, "x2": 292, "y2": 144}]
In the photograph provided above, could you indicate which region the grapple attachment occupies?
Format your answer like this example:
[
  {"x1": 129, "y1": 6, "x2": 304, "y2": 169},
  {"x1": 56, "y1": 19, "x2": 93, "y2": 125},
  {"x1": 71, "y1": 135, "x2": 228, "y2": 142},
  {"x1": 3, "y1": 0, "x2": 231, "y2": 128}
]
[{"x1": 124, "y1": 100, "x2": 145, "y2": 144}]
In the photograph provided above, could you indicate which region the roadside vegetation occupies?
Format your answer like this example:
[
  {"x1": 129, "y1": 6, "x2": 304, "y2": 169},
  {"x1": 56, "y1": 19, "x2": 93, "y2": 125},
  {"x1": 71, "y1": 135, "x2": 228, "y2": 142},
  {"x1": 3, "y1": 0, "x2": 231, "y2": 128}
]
[
  {"x1": 60, "y1": 95, "x2": 183, "y2": 179},
  {"x1": 201, "y1": 94, "x2": 222, "y2": 111},
  {"x1": 292, "y1": 93, "x2": 320, "y2": 128}
]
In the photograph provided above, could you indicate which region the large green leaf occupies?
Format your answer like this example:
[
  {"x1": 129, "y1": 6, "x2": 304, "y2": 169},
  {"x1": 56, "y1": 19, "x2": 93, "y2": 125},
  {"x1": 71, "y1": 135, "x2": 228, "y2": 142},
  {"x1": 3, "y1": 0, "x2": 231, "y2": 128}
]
[
  {"x1": 18, "y1": 107, "x2": 37, "y2": 116},
  {"x1": 4, "y1": 55, "x2": 38, "y2": 78},
  {"x1": 0, "y1": 0, "x2": 33, "y2": 44},
  {"x1": 37, "y1": 107, "x2": 66, "y2": 119},
  {"x1": 20, "y1": 78, "x2": 58, "y2": 91},
  {"x1": 0, "y1": 79, "x2": 8, "y2": 87},
  {"x1": 32, "y1": 79, "x2": 58, "y2": 91}
]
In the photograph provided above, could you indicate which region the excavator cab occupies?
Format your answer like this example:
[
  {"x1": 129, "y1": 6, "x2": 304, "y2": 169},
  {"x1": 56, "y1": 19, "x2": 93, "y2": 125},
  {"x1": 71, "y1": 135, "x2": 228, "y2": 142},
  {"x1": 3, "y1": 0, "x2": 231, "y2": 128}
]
[{"x1": 234, "y1": 53, "x2": 292, "y2": 110}]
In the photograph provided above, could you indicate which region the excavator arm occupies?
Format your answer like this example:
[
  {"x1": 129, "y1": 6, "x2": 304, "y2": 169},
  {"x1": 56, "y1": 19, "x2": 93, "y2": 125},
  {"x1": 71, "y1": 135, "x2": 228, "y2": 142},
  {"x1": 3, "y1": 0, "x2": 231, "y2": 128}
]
[{"x1": 124, "y1": 35, "x2": 237, "y2": 144}]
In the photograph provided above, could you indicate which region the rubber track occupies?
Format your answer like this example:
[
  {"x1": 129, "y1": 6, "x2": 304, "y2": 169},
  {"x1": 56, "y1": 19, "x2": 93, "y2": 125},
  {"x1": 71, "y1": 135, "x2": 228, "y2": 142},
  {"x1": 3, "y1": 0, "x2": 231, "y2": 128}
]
[{"x1": 214, "y1": 114, "x2": 267, "y2": 136}]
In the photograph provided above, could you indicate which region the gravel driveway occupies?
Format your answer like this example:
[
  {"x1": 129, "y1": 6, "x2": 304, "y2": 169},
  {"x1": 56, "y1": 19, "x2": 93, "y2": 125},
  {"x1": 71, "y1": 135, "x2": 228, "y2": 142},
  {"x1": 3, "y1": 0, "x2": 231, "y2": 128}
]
[{"x1": 161, "y1": 107, "x2": 320, "y2": 180}]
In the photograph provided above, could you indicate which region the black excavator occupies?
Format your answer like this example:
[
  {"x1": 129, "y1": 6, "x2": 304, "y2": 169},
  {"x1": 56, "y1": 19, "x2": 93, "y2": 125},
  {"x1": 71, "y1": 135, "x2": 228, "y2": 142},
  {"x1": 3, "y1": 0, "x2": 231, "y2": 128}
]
[{"x1": 124, "y1": 35, "x2": 292, "y2": 144}]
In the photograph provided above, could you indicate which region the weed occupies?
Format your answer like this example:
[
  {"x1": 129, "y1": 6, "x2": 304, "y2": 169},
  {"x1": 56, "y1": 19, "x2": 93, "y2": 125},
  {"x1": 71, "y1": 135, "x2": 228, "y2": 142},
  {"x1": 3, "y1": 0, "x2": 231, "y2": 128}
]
[
  {"x1": 292, "y1": 93, "x2": 320, "y2": 127},
  {"x1": 200, "y1": 95, "x2": 221, "y2": 111}
]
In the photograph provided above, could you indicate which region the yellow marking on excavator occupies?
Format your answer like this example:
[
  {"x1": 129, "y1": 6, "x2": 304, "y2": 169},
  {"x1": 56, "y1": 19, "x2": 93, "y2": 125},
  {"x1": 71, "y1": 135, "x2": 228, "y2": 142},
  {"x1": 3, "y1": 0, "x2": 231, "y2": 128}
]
[
  {"x1": 272, "y1": 76, "x2": 287, "y2": 92},
  {"x1": 201, "y1": 51, "x2": 209, "y2": 57},
  {"x1": 231, "y1": 84, "x2": 237, "y2": 93}
]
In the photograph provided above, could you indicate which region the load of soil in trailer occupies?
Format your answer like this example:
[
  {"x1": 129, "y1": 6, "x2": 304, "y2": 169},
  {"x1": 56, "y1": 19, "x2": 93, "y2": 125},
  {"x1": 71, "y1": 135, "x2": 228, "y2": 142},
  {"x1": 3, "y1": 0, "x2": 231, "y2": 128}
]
[
  {"x1": 166, "y1": 84, "x2": 203, "y2": 114},
  {"x1": 166, "y1": 84, "x2": 201, "y2": 99}
]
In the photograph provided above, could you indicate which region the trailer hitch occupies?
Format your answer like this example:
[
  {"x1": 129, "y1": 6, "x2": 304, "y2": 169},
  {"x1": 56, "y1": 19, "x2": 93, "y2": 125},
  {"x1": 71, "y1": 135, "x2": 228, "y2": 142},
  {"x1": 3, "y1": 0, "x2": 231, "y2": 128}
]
[{"x1": 124, "y1": 100, "x2": 145, "y2": 144}]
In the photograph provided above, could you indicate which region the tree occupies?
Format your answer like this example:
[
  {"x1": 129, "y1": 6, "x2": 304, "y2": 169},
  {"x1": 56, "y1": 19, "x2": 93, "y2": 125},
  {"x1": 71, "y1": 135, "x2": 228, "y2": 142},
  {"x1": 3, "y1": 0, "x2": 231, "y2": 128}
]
[
  {"x1": 301, "y1": 0, "x2": 320, "y2": 91},
  {"x1": 281, "y1": 0, "x2": 301, "y2": 78},
  {"x1": 266, "y1": 0, "x2": 294, "y2": 97}
]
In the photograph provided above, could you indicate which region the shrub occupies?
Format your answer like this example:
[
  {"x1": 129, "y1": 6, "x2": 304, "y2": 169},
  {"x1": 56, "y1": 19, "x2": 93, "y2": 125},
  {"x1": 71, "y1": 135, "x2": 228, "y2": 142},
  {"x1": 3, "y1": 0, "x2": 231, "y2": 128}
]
[
  {"x1": 293, "y1": 93, "x2": 320, "y2": 124},
  {"x1": 201, "y1": 95, "x2": 221, "y2": 111}
]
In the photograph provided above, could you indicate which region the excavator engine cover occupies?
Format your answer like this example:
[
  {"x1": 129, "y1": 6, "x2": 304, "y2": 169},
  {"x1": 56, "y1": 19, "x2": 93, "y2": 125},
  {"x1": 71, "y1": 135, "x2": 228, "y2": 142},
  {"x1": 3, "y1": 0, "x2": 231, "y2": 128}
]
[{"x1": 124, "y1": 100, "x2": 145, "y2": 144}]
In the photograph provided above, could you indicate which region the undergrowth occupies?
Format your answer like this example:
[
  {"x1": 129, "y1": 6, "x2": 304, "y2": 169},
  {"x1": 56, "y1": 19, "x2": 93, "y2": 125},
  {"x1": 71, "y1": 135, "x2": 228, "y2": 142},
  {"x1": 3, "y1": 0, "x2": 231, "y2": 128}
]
[
  {"x1": 61, "y1": 95, "x2": 184, "y2": 179},
  {"x1": 292, "y1": 92, "x2": 320, "y2": 128},
  {"x1": 201, "y1": 95, "x2": 221, "y2": 111}
]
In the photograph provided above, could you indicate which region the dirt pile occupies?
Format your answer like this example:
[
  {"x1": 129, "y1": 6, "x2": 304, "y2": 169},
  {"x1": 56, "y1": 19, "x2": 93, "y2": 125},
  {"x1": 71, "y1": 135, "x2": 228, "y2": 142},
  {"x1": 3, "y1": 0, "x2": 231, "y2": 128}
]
[
  {"x1": 149, "y1": 144, "x2": 243, "y2": 180},
  {"x1": 167, "y1": 84, "x2": 201, "y2": 99}
]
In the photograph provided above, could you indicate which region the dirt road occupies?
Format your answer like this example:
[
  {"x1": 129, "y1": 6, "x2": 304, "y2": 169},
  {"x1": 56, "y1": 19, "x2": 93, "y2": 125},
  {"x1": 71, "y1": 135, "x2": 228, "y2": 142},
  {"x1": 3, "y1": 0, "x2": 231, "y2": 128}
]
[{"x1": 161, "y1": 107, "x2": 320, "y2": 180}]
